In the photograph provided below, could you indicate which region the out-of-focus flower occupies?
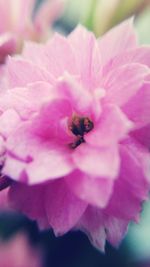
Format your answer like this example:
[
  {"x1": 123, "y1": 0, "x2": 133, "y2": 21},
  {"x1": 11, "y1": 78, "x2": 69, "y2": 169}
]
[
  {"x1": 0, "y1": 18, "x2": 150, "y2": 251},
  {"x1": 0, "y1": 233, "x2": 42, "y2": 267},
  {"x1": 135, "y1": 7, "x2": 150, "y2": 44},
  {"x1": 63, "y1": 0, "x2": 150, "y2": 36},
  {"x1": 92, "y1": 0, "x2": 150, "y2": 36},
  {"x1": 0, "y1": 0, "x2": 66, "y2": 63}
]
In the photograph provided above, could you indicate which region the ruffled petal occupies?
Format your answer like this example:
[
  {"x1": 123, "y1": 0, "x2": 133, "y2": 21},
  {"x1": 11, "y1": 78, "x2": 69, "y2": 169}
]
[
  {"x1": 78, "y1": 206, "x2": 129, "y2": 250},
  {"x1": 98, "y1": 18, "x2": 137, "y2": 66},
  {"x1": 26, "y1": 143, "x2": 74, "y2": 184},
  {"x1": 31, "y1": 98, "x2": 72, "y2": 141},
  {"x1": 106, "y1": 139, "x2": 150, "y2": 221},
  {"x1": 6, "y1": 57, "x2": 54, "y2": 88},
  {"x1": 0, "y1": 109, "x2": 21, "y2": 138},
  {"x1": 42, "y1": 33, "x2": 77, "y2": 77},
  {"x1": 102, "y1": 63, "x2": 149, "y2": 106},
  {"x1": 45, "y1": 179, "x2": 87, "y2": 235},
  {"x1": 77, "y1": 207, "x2": 106, "y2": 251},
  {"x1": 103, "y1": 46, "x2": 150, "y2": 75},
  {"x1": 8, "y1": 182, "x2": 46, "y2": 221},
  {"x1": 68, "y1": 25, "x2": 102, "y2": 88},
  {"x1": 73, "y1": 144, "x2": 120, "y2": 178},
  {"x1": 131, "y1": 124, "x2": 150, "y2": 149},
  {"x1": 5, "y1": 125, "x2": 74, "y2": 183},
  {"x1": 0, "y1": 33, "x2": 16, "y2": 63},
  {"x1": 56, "y1": 73, "x2": 100, "y2": 118},
  {"x1": 66, "y1": 170, "x2": 114, "y2": 208},
  {"x1": 22, "y1": 41, "x2": 46, "y2": 65},
  {"x1": 0, "y1": 81, "x2": 54, "y2": 119},
  {"x1": 123, "y1": 82, "x2": 150, "y2": 129},
  {"x1": 85, "y1": 105, "x2": 132, "y2": 147}
]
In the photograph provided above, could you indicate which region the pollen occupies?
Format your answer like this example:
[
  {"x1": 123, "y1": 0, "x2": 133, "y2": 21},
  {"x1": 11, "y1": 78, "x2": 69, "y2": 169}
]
[{"x1": 69, "y1": 115, "x2": 94, "y2": 148}]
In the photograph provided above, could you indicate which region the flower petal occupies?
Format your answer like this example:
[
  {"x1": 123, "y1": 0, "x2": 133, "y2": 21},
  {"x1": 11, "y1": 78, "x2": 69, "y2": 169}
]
[
  {"x1": 103, "y1": 63, "x2": 149, "y2": 106},
  {"x1": 77, "y1": 206, "x2": 106, "y2": 251},
  {"x1": 0, "y1": 109, "x2": 21, "y2": 138},
  {"x1": 104, "y1": 215, "x2": 128, "y2": 247},
  {"x1": 6, "y1": 125, "x2": 74, "y2": 184},
  {"x1": 66, "y1": 170, "x2": 114, "y2": 208},
  {"x1": 123, "y1": 82, "x2": 150, "y2": 129},
  {"x1": 45, "y1": 179, "x2": 87, "y2": 235},
  {"x1": 42, "y1": 33, "x2": 77, "y2": 77},
  {"x1": 132, "y1": 124, "x2": 150, "y2": 149},
  {"x1": 68, "y1": 25, "x2": 102, "y2": 88},
  {"x1": 31, "y1": 98, "x2": 72, "y2": 141},
  {"x1": 78, "y1": 206, "x2": 129, "y2": 250},
  {"x1": 0, "y1": 81, "x2": 54, "y2": 119},
  {"x1": 73, "y1": 144, "x2": 120, "y2": 178},
  {"x1": 85, "y1": 105, "x2": 132, "y2": 147},
  {"x1": 56, "y1": 73, "x2": 98, "y2": 117},
  {"x1": 106, "y1": 139, "x2": 150, "y2": 221},
  {"x1": 0, "y1": 33, "x2": 16, "y2": 63},
  {"x1": 9, "y1": 182, "x2": 46, "y2": 221},
  {"x1": 26, "y1": 143, "x2": 74, "y2": 184},
  {"x1": 103, "y1": 46, "x2": 150, "y2": 75},
  {"x1": 98, "y1": 18, "x2": 137, "y2": 66},
  {"x1": 3, "y1": 156, "x2": 27, "y2": 181},
  {"x1": 6, "y1": 57, "x2": 54, "y2": 88}
]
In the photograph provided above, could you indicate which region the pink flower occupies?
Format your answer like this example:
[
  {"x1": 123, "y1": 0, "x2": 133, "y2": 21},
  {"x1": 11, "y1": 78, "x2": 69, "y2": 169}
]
[
  {"x1": 0, "y1": 0, "x2": 65, "y2": 63},
  {"x1": 0, "y1": 233, "x2": 42, "y2": 267},
  {"x1": 0, "y1": 18, "x2": 150, "y2": 250}
]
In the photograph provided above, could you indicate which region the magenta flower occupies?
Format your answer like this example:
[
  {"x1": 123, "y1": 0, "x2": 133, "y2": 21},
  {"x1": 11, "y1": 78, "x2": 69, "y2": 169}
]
[
  {"x1": 0, "y1": 0, "x2": 65, "y2": 63},
  {"x1": 0, "y1": 18, "x2": 150, "y2": 250},
  {"x1": 0, "y1": 233, "x2": 42, "y2": 267}
]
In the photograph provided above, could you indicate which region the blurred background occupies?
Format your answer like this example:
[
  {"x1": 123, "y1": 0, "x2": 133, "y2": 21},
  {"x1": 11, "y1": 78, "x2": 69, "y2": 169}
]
[
  {"x1": 0, "y1": 0, "x2": 150, "y2": 266},
  {"x1": 1, "y1": 202, "x2": 150, "y2": 267}
]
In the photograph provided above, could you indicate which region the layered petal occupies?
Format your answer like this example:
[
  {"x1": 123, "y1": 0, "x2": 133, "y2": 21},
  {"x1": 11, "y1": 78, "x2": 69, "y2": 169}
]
[
  {"x1": 77, "y1": 207, "x2": 106, "y2": 251},
  {"x1": 0, "y1": 82, "x2": 54, "y2": 119},
  {"x1": 0, "y1": 109, "x2": 21, "y2": 138},
  {"x1": 23, "y1": 34, "x2": 77, "y2": 78},
  {"x1": 103, "y1": 46, "x2": 150, "y2": 75},
  {"x1": 31, "y1": 98, "x2": 72, "y2": 141},
  {"x1": 6, "y1": 57, "x2": 54, "y2": 88},
  {"x1": 85, "y1": 105, "x2": 132, "y2": 147},
  {"x1": 0, "y1": 20, "x2": 149, "y2": 252},
  {"x1": 73, "y1": 144, "x2": 120, "y2": 178},
  {"x1": 0, "y1": 33, "x2": 16, "y2": 63},
  {"x1": 9, "y1": 182, "x2": 46, "y2": 221},
  {"x1": 98, "y1": 18, "x2": 137, "y2": 66},
  {"x1": 66, "y1": 170, "x2": 114, "y2": 208},
  {"x1": 56, "y1": 73, "x2": 100, "y2": 118},
  {"x1": 78, "y1": 206, "x2": 129, "y2": 250},
  {"x1": 102, "y1": 63, "x2": 149, "y2": 106},
  {"x1": 41, "y1": 33, "x2": 77, "y2": 77},
  {"x1": 5, "y1": 127, "x2": 74, "y2": 183},
  {"x1": 123, "y1": 82, "x2": 150, "y2": 129},
  {"x1": 131, "y1": 124, "x2": 150, "y2": 149},
  {"x1": 45, "y1": 179, "x2": 87, "y2": 235},
  {"x1": 106, "y1": 139, "x2": 150, "y2": 221},
  {"x1": 68, "y1": 25, "x2": 102, "y2": 88}
]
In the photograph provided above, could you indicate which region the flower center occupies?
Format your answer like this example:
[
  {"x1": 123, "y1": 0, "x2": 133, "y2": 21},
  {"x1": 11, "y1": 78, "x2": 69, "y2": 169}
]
[{"x1": 69, "y1": 116, "x2": 94, "y2": 148}]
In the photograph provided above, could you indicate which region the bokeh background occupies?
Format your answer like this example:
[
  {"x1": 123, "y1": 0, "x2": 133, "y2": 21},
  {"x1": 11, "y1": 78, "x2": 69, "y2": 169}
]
[{"x1": 0, "y1": 0, "x2": 150, "y2": 266}]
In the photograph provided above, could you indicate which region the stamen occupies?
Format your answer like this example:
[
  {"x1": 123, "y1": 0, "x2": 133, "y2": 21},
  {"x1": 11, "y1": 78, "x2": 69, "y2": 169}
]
[{"x1": 69, "y1": 116, "x2": 94, "y2": 148}]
